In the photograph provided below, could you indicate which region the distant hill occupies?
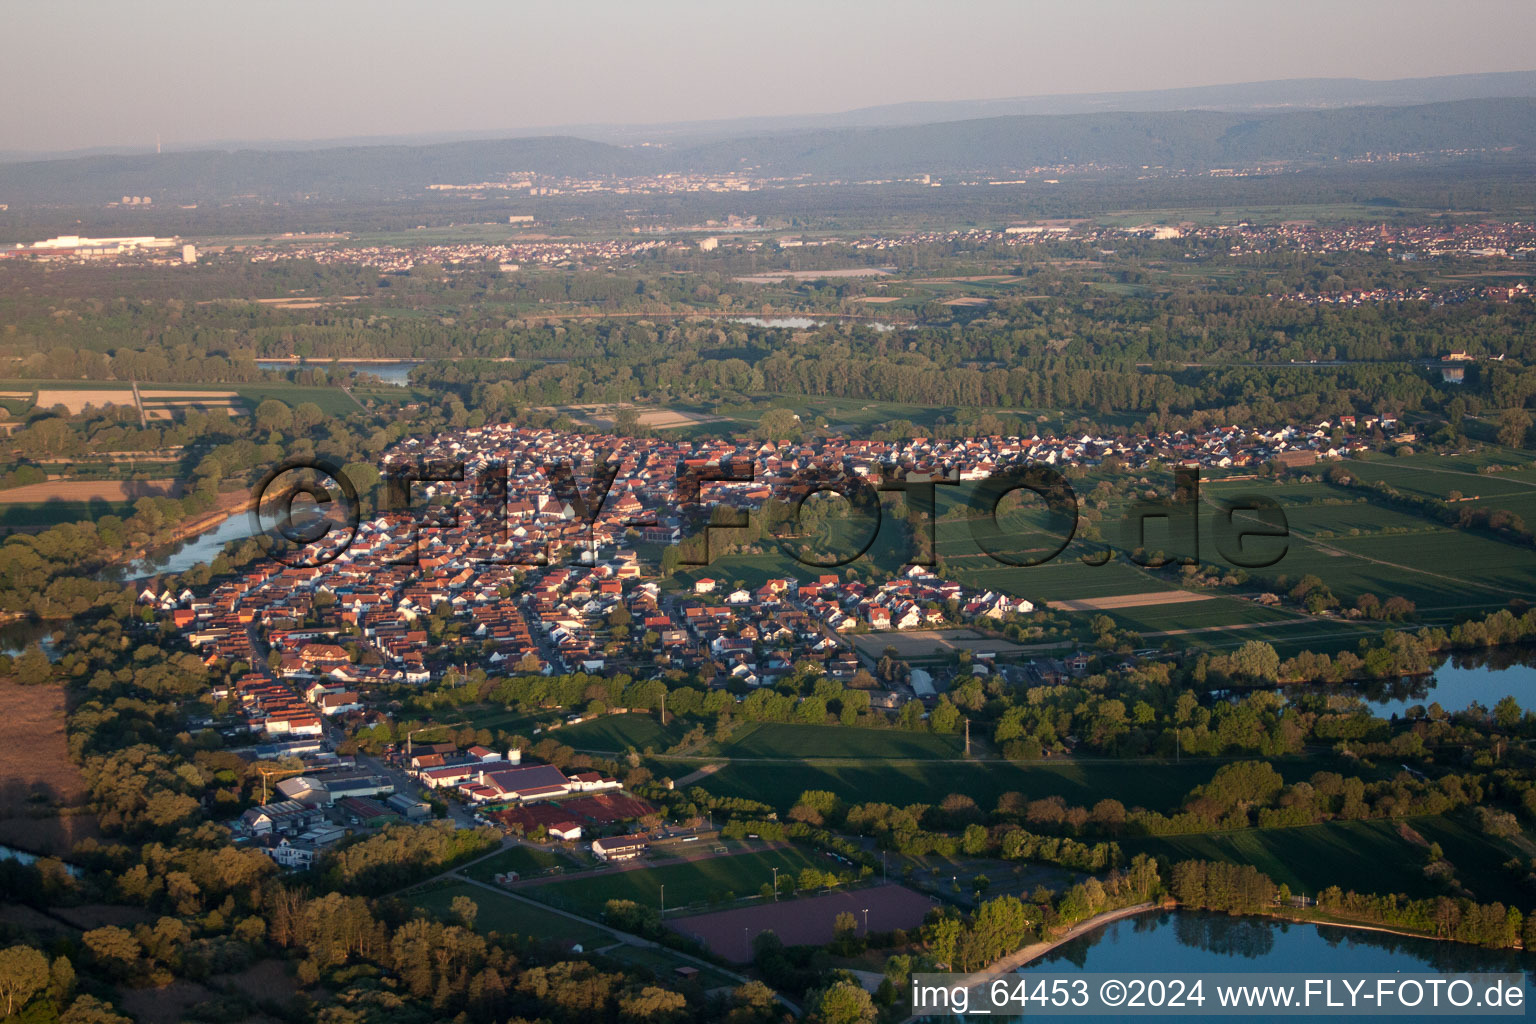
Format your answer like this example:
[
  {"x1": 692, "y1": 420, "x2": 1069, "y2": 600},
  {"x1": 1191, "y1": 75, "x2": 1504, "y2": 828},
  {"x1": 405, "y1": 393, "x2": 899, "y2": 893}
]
[
  {"x1": 1, "y1": 97, "x2": 1534, "y2": 205},
  {"x1": 670, "y1": 97, "x2": 1536, "y2": 177},
  {"x1": 593, "y1": 69, "x2": 1536, "y2": 143},
  {"x1": 5, "y1": 69, "x2": 1534, "y2": 158},
  {"x1": 0, "y1": 136, "x2": 643, "y2": 205}
]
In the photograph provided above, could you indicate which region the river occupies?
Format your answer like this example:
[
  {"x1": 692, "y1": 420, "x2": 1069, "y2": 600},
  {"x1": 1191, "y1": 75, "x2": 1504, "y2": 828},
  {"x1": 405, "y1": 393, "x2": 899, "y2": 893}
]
[
  {"x1": 257, "y1": 359, "x2": 418, "y2": 385},
  {"x1": 122, "y1": 512, "x2": 257, "y2": 579},
  {"x1": 1018, "y1": 909, "x2": 1535, "y2": 1021},
  {"x1": 0, "y1": 619, "x2": 58, "y2": 658}
]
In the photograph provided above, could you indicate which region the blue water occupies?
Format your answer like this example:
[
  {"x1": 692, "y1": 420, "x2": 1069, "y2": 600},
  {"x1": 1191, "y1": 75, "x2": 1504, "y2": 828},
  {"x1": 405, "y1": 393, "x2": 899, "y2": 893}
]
[
  {"x1": 730, "y1": 316, "x2": 895, "y2": 332},
  {"x1": 126, "y1": 512, "x2": 256, "y2": 579},
  {"x1": 1311, "y1": 652, "x2": 1536, "y2": 719},
  {"x1": 1015, "y1": 909, "x2": 1534, "y2": 1022},
  {"x1": 1368, "y1": 659, "x2": 1536, "y2": 718},
  {"x1": 0, "y1": 620, "x2": 57, "y2": 658},
  {"x1": 257, "y1": 360, "x2": 416, "y2": 385}
]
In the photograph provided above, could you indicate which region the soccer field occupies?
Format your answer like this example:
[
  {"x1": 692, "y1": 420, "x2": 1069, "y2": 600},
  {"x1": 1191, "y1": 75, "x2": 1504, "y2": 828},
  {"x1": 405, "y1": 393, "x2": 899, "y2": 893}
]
[{"x1": 524, "y1": 847, "x2": 833, "y2": 917}]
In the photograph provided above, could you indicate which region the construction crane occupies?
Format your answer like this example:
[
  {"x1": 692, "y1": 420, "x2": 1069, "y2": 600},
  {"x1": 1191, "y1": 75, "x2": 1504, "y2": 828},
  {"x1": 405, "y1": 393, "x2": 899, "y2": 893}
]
[
  {"x1": 405, "y1": 720, "x2": 469, "y2": 760},
  {"x1": 254, "y1": 762, "x2": 311, "y2": 804}
]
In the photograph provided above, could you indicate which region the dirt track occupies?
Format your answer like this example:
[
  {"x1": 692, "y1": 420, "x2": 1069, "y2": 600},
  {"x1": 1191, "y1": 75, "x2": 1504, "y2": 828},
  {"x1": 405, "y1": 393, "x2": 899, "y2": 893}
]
[{"x1": 1047, "y1": 590, "x2": 1213, "y2": 612}]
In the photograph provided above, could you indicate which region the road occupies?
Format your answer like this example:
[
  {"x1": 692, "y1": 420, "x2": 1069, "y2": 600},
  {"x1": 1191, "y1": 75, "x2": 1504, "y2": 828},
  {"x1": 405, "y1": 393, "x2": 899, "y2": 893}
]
[{"x1": 244, "y1": 622, "x2": 478, "y2": 828}]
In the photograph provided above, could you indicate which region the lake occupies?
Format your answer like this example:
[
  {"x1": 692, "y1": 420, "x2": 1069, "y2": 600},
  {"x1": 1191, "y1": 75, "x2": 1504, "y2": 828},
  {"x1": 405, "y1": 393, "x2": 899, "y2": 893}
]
[
  {"x1": 1020, "y1": 909, "x2": 1535, "y2": 1021},
  {"x1": 258, "y1": 359, "x2": 418, "y2": 385},
  {"x1": 1298, "y1": 650, "x2": 1536, "y2": 718},
  {"x1": 729, "y1": 316, "x2": 896, "y2": 333}
]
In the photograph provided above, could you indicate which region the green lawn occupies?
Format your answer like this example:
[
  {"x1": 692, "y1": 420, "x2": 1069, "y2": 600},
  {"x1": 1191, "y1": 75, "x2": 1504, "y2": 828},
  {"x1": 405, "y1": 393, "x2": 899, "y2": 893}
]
[
  {"x1": 524, "y1": 847, "x2": 832, "y2": 917},
  {"x1": 708, "y1": 722, "x2": 965, "y2": 759},
  {"x1": 596, "y1": 944, "x2": 740, "y2": 988},
  {"x1": 410, "y1": 881, "x2": 610, "y2": 947},
  {"x1": 555, "y1": 713, "x2": 694, "y2": 753},
  {"x1": 462, "y1": 845, "x2": 581, "y2": 884},
  {"x1": 461, "y1": 708, "x2": 561, "y2": 734}
]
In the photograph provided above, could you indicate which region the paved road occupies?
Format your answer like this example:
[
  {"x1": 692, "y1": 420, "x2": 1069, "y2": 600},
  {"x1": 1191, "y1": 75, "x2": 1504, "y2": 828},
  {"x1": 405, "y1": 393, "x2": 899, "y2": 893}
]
[{"x1": 244, "y1": 622, "x2": 479, "y2": 828}]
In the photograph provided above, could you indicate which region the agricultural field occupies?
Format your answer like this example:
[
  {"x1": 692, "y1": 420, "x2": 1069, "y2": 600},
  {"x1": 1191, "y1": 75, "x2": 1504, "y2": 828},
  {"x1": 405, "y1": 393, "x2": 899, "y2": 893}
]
[
  {"x1": 410, "y1": 881, "x2": 609, "y2": 947},
  {"x1": 849, "y1": 629, "x2": 1032, "y2": 660},
  {"x1": 0, "y1": 479, "x2": 181, "y2": 504},
  {"x1": 713, "y1": 394, "x2": 959, "y2": 434},
  {"x1": 0, "y1": 679, "x2": 94, "y2": 855},
  {"x1": 0, "y1": 500, "x2": 140, "y2": 529},
  {"x1": 524, "y1": 846, "x2": 832, "y2": 919},
  {"x1": 0, "y1": 378, "x2": 364, "y2": 418},
  {"x1": 704, "y1": 722, "x2": 966, "y2": 760}
]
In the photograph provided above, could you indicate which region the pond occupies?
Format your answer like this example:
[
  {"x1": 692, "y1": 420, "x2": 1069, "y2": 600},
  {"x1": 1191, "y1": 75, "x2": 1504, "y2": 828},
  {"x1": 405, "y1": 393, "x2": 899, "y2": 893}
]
[{"x1": 1296, "y1": 649, "x2": 1536, "y2": 718}]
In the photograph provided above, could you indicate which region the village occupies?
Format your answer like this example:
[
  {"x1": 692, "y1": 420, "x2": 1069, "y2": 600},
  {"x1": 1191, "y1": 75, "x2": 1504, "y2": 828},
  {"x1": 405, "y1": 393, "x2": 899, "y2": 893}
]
[{"x1": 137, "y1": 414, "x2": 1415, "y2": 872}]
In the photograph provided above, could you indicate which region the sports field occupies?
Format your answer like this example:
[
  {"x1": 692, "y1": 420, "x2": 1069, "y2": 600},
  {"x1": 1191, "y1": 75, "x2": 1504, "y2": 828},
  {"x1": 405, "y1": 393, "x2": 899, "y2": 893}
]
[
  {"x1": 462, "y1": 844, "x2": 582, "y2": 884},
  {"x1": 524, "y1": 847, "x2": 832, "y2": 918},
  {"x1": 669, "y1": 883, "x2": 937, "y2": 961},
  {"x1": 554, "y1": 713, "x2": 693, "y2": 752},
  {"x1": 410, "y1": 881, "x2": 609, "y2": 947}
]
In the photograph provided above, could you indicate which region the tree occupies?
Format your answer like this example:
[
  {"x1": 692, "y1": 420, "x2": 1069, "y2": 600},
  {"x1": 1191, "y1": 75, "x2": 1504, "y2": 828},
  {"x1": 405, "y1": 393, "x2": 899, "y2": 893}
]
[
  {"x1": 756, "y1": 408, "x2": 803, "y2": 441},
  {"x1": 254, "y1": 399, "x2": 293, "y2": 434},
  {"x1": 60, "y1": 995, "x2": 134, "y2": 1024},
  {"x1": 0, "y1": 944, "x2": 48, "y2": 1016},
  {"x1": 451, "y1": 894, "x2": 479, "y2": 929},
  {"x1": 929, "y1": 695, "x2": 960, "y2": 734},
  {"x1": 620, "y1": 986, "x2": 688, "y2": 1019},
  {"x1": 614, "y1": 407, "x2": 641, "y2": 436},
  {"x1": 1230, "y1": 640, "x2": 1280, "y2": 683},
  {"x1": 806, "y1": 979, "x2": 877, "y2": 1024},
  {"x1": 1498, "y1": 406, "x2": 1532, "y2": 449},
  {"x1": 82, "y1": 926, "x2": 141, "y2": 977},
  {"x1": 13, "y1": 644, "x2": 50, "y2": 685}
]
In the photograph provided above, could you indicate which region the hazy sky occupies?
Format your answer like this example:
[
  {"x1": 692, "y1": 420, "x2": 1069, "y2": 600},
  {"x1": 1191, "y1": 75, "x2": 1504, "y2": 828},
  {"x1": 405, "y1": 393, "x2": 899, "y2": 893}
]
[{"x1": 5, "y1": 0, "x2": 1534, "y2": 152}]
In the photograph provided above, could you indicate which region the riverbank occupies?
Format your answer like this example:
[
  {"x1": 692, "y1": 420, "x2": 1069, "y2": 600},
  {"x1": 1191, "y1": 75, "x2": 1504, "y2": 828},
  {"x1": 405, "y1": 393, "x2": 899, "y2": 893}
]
[
  {"x1": 1263, "y1": 907, "x2": 1455, "y2": 947},
  {"x1": 955, "y1": 901, "x2": 1159, "y2": 984},
  {"x1": 112, "y1": 491, "x2": 255, "y2": 573}
]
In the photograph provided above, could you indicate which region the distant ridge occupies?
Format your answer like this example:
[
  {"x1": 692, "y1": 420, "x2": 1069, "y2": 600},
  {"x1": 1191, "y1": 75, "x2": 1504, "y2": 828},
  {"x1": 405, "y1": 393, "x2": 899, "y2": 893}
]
[
  {"x1": 1, "y1": 97, "x2": 1534, "y2": 205},
  {"x1": 3, "y1": 69, "x2": 1533, "y2": 160}
]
